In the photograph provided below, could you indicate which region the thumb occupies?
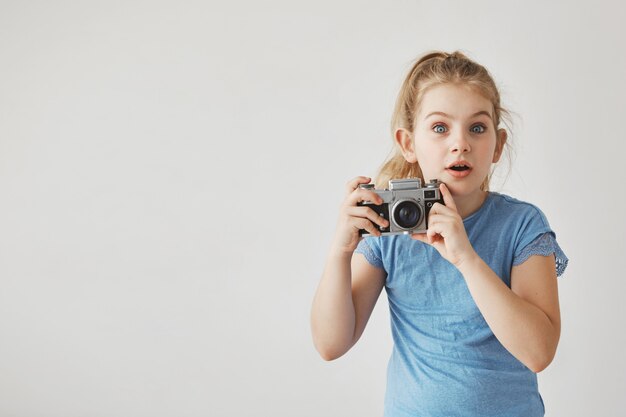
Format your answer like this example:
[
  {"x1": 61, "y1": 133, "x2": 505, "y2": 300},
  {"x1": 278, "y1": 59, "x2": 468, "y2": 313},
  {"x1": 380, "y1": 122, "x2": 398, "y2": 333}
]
[{"x1": 410, "y1": 233, "x2": 430, "y2": 244}]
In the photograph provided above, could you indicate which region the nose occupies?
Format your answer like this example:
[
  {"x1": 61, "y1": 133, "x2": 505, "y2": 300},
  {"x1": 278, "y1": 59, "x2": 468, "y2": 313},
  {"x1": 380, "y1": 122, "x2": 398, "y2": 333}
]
[{"x1": 450, "y1": 130, "x2": 471, "y2": 154}]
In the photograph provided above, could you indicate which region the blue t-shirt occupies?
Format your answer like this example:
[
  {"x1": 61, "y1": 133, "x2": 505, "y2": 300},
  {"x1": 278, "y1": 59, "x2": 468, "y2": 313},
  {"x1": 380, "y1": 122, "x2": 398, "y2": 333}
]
[{"x1": 355, "y1": 192, "x2": 568, "y2": 417}]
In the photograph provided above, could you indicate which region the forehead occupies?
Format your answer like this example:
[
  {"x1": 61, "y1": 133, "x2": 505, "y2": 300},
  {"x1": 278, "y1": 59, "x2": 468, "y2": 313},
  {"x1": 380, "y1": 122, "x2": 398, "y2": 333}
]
[{"x1": 416, "y1": 83, "x2": 493, "y2": 119}]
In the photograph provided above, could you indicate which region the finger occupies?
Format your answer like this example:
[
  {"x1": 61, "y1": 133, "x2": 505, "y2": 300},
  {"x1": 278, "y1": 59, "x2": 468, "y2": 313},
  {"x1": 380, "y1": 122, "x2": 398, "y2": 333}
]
[
  {"x1": 430, "y1": 234, "x2": 444, "y2": 246},
  {"x1": 348, "y1": 189, "x2": 384, "y2": 206},
  {"x1": 345, "y1": 176, "x2": 372, "y2": 196},
  {"x1": 426, "y1": 212, "x2": 447, "y2": 233},
  {"x1": 346, "y1": 206, "x2": 390, "y2": 229},
  {"x1": 426, "y1": 226, "x2": 439, "y2": 243},
  {"x1": 346, "y1": 184, "x2": 383, "y2": 207},
  {"x1": 439, "y1": 183, "x2": 457, "y2": 212},
  {"x1": 426, "y1": 216, "x2": 447, "y2": 241},
  {"x1": 412, "y1": 230, "x2": 444, "y2": 250},
  {"x1": 426, "y1": 213, "x2": 453, "y2": 230},
  {"x1": 353, "y1": 217, "x2": 383, "y2": 237},
  {"x1": 410, "y1": 233, "x2": 429, "y2": 244}
]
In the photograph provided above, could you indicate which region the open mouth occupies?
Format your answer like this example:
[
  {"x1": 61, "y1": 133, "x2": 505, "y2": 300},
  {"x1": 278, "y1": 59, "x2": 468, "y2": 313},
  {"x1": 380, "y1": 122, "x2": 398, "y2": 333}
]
[
  {"x1": 446, "y1": 161, "x2": 472, "y2": 177},
  {"x1": 449, "y1": 165, "x2": 470, "y2": 172}
]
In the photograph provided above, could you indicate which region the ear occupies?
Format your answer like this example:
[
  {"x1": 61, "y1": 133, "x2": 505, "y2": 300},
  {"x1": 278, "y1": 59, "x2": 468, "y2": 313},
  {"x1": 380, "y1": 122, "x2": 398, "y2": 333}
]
[
  {"x1": 492, "y1": 128, "x2": 508, "y2": 163},
  {"x1": 395, "y1": 128, "x2": 417, "y2": 163}
]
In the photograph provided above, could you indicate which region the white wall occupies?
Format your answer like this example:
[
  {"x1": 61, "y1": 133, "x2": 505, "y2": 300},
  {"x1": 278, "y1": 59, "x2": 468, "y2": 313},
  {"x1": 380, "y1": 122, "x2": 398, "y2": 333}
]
[{"x1": 1, "y1": 1, "x2": 624, "y2": 416}]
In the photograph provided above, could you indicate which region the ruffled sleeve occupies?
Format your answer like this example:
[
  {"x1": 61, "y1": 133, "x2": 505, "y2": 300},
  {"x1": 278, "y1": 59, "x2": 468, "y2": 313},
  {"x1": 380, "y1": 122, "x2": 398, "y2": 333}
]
[
  {"x1": 513, "y1": 232, "x2": 569, "y2": 277},
  {"x1": 355, "y1": 237, "x2": 385, "y2": 270}
]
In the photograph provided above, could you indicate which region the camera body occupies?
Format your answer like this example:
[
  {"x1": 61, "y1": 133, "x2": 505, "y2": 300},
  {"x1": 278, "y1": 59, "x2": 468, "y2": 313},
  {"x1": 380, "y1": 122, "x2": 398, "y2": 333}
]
[{"x1": 358, "y1": 178, "x2": 444, "y2": 236}]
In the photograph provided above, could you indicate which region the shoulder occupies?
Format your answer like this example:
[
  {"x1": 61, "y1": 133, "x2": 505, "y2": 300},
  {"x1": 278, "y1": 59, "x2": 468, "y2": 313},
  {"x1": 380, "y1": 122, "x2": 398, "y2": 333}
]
[
  {"x1": 489, "y1": 192, "x2": 560, "y2": 254},
  {"x1": 489, "y1": 192, "x2": 546, "y2": 216},
  {"x1": 473, "y1": 193, "x2": 555, "y2": 253},
  {"x1": 476, "y1": 193, "x2": 569, "y2": 277},
  {"x1": 487, "y1": 192, "x2": 551, "y2": 228}
]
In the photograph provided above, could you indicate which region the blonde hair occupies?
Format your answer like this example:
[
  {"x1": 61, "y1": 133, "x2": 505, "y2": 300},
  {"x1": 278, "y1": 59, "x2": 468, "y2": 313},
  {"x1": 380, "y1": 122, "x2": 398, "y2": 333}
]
[{"x1": 376, "y1": 51, "x2": 512, "y2": 191}]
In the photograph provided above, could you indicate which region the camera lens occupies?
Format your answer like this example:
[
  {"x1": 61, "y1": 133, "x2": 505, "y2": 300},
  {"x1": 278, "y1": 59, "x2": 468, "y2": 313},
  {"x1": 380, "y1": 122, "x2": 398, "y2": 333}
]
[{"x1": 392, "y1": 200, "x2": 421, "y2": 230}]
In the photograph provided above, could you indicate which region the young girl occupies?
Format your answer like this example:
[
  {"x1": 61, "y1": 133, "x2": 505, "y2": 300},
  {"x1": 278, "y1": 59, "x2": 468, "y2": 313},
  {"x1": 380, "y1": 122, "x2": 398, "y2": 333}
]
[{"x1": 311, "y1": 51, "x2": 568, "y2": 417}]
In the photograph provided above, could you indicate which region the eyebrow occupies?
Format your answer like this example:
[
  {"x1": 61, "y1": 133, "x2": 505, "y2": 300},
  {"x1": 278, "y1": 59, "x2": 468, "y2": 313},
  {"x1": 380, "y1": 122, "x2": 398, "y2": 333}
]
[{"x1": 424, "y1": 110, "x2": 492, "y2": 120}]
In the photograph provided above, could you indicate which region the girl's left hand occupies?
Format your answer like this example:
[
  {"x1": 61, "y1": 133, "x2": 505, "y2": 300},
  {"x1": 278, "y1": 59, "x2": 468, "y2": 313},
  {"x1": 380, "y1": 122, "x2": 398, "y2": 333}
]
[{"x1": 411, "y1": 183, "x2": 477, "y2": 268}]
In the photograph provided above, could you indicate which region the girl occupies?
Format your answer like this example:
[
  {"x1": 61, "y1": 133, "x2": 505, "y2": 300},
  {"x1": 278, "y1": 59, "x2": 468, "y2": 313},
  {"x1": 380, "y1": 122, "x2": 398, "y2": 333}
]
[{"x1": 311, "y1": 51, "x2": 568, "y2": 417}]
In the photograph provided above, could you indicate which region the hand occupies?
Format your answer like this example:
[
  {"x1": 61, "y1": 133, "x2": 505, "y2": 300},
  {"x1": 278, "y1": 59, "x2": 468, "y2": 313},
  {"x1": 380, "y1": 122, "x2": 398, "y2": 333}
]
[
  {"x1": 330, "y1": 176, "x2": 390, "y2": 254},
  {"x1": 411, "y1": 183, "x2": 477, "y2": 267}
]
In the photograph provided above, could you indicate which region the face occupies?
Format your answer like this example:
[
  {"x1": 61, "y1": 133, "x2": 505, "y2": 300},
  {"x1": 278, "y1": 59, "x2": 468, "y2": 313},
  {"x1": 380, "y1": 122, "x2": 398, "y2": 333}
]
[{"x1": 397, "y1": 83, "x2": 506, "y2": 200}]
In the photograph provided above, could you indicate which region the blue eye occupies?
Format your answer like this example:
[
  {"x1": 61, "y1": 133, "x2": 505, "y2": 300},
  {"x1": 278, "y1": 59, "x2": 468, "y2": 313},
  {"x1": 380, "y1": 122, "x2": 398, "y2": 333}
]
[
  {"x1": 471, "y1": 124, "x2": 486, "y2": 133},
  {"x1": 433, "y1": 124, "x2": 447, "y2": 133}
]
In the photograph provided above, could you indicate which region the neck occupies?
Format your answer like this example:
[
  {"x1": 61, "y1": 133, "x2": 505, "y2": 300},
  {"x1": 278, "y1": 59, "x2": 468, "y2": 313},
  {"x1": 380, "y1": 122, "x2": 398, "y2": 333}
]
[{"x1": 453, "y1": 190, "x2": 489, "y2": 219}]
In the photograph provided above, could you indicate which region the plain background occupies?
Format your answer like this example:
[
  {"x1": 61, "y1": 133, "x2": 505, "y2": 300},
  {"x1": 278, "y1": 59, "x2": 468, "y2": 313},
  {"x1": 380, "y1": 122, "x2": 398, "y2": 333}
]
[{"x1": 1, "y1": 1, "x2": 625, "y2": 416}]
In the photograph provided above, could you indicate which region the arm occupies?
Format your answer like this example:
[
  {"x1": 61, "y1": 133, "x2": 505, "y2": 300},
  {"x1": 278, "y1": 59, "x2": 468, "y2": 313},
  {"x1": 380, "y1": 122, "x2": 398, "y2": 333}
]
[
  {"x1": 412, "y1": 184, "x2": 561, "y2": 373},
  {"x1": 311, "y1": 176, "x2": 389, "y2": 361},
  {"x1": 457, "y1": 253, "x2": 560, "y2": 373},
  {"x1": 311, "y1": 252, "x2": 386, "y2": 361}
]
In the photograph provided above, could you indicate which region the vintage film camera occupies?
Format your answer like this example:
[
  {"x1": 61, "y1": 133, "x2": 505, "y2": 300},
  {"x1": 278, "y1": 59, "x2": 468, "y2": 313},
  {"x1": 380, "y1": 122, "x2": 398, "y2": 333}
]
[{"x1": 358, "y1": 178, "x2": 444, "y2": 236}]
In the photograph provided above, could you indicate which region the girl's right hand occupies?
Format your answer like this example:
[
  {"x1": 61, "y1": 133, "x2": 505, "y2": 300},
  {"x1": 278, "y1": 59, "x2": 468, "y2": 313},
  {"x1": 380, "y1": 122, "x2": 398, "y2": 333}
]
[{"x1": 330, "y1": 176, "x2": 390, "y2": 254}]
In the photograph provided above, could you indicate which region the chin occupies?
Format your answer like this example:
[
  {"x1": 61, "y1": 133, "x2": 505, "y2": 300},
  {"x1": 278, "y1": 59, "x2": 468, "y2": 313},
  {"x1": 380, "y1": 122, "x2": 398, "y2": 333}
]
[{"x1": 445, "y1": 181, "x2": 485, "y2": 198}]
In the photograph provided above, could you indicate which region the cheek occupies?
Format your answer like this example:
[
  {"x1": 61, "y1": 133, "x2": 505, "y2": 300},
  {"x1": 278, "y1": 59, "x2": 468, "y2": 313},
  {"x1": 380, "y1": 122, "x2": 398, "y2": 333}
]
[
  {"x1": 414, "y1": 140, "x2": 443, "y2": 158},
  {"x1": 490, "y1": 145, "x2": 502, "y2": 162},
  {"x1": 477, "y1": 141, "x2": 498, "y2": 160},
  {"x1": 414, "y1": 150, "x2": 439, "y2": 176},
  {"x1": 415, "y1": 142, "x2": 444, "y2": 167}
]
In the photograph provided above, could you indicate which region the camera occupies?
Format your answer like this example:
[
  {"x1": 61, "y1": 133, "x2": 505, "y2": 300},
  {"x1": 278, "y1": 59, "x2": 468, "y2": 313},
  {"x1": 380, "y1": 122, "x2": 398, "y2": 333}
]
[{"x1": 357, "y1": 178, "x2": 444, "y2": 236}]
